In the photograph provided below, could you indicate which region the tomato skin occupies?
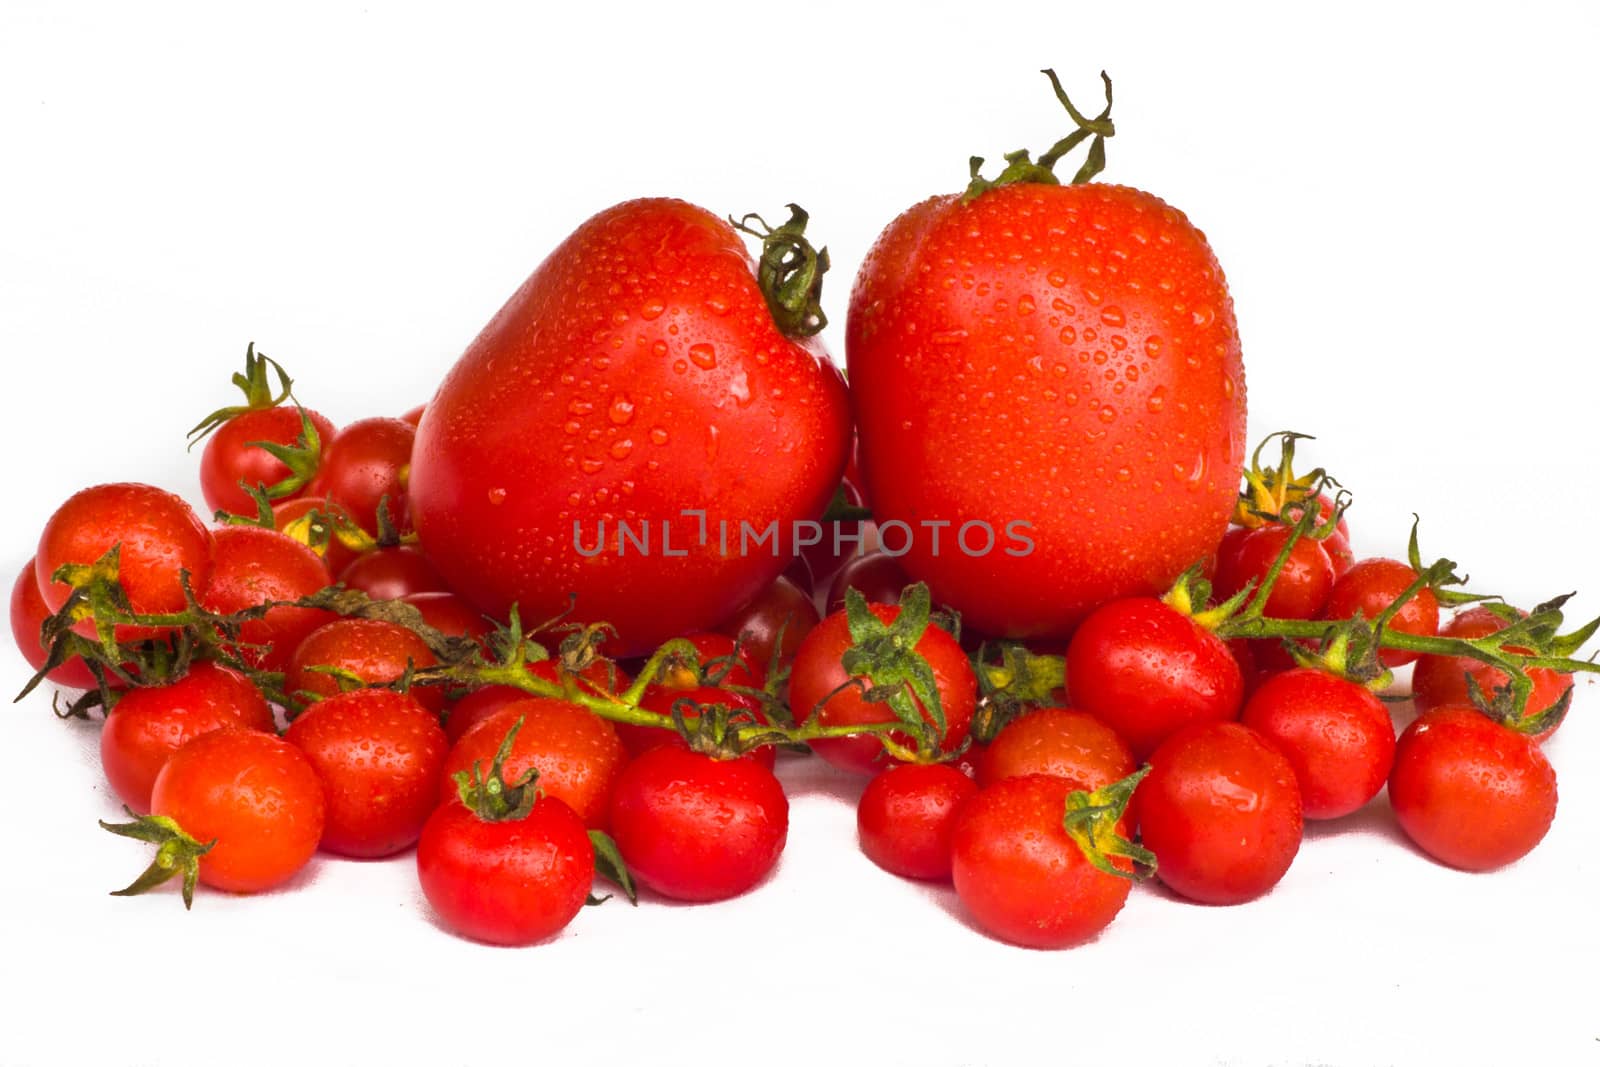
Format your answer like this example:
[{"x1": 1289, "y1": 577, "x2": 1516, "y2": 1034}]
[
  {"x1": 399, "y1": 404, "x2": 425, "y2": 427},
  {"x1": 1322, "y1": 558, "x2": 1439, "y2": 668},
  {"x1": 1239, "y1": 669, "x2": 1395, "y2": 820},
  {"x1": 608, "y1": 744, "x2": 789, "y2": 902},
  {"x1": 417, "y1": 794, "x2": 593, "y2": 946},
  {"x1": 285, "y1": 689, "x2": 448, "y2": 857},
  {"x1": 100, "y1": 663, "x2": 276, "y2": 813},
  {"x1": 977, "y1": 707, "x2": 1135, "y2": 793},
  {"x1": 789, "y1": 603, "x2": 977, "y2": 775},
  {"x1": 306, "y1": 417, "x2": 415, "y2": 535},
  {"x1": 1411, "y1": 608, "x2": 1571, "y2": 739},
  {"x1": 847, "y1": 183, "x2": 1245, "y2": 639},
  {"x1": 441, "y1": 702, "x2": 628, "y2": 831},
  {"x1": 857, "y1": 762, "x2": 978, "y2": 881},
  {"x1": 150, "y1": 728, "x2": 325, "y2": 893},
  {"x1": 950, "y1": 774, "x2": 1132, "y2": 948},
  {"x1": 716, "y1": 576, "x2": 820, "y2": 680},
  {"x1": 1213, "y1": 526, "x2": 1335, "y2": 620},
  {"x1": 201, "y1": 525, "x2": 337, "y2": 672},
  {"x1": 199, "y1": 406, "x2": 338, "y2": 518},
  {"x1": 286, "y1": 618, "x2": 443, "y2": 713},
  {"x1": 1065, "y1": 597, "x2": 1243, "y2": 760},
  {"x1": 1139, "y1": 722, "x2": 1303, "y2": 905},
  {"x1": 824, "y1": 552, "x2": 910, "y2": 616},
  {"x1": 401, "y1": 591, "x2": 496, "y2": 645},
  {"x1": 271, "y1": 496, "x2": 358, "y2": 575},
  {"x1": 410, "y1": 198, "x2": 851, "y2": 656},
  {"x1": 10, "y1": 558, "x2": 100, "y2": 689},
  {"x1": 37, "y1": 483, "x2": 215, "y2": 641},
  {"x1": 1389, "y1": 706, "x2": 1556, "y2": 871},
  {"x1": 336, "y1": 546, "x2": 448, "y2": 601}
]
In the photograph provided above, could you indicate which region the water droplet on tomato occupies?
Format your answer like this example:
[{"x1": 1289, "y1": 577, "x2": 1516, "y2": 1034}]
[
  {"x1": 1047, "y1": 271, "x2": 1068, "y2": 288},
  {"x1": 581, "y1": 458, "x2": 604, "y2": 474},
  {"x1": 673, "y1": 360, "x2": 688, "y2": 374},
  {"x1": 1016, "y1": 295, "x2": 1036, "y2": 315},
  {"x1": 609, "y1": 394, "x2": 635, "y2": 425},
  {"x1": 1223, "y1": 375, "x2": 1236, "y2": 398},
  {"x1": 1058, "y1": 326, "x2": 1077, "y2": 345},
  {"x1": 641, "y1": 298, "x2": 666, "y2": 320},
  {"x1": 706, "y1": 296, "x2": 731, "y2": 316},
  {"x1": 568, "y1": 398, "x2": 594, "y2": 416},
  {"x1": 562, "y1": 420, "x2": 581, "y2": 436},
  {"x1": 610, "y1": 439, "x2": 634, "y2": 460},
  {"x1": 689, "y1": 343, "x2": 717, "y2": 369},
  {"x1": 1191, "y1": 305, "x2": 1215, "y2": 328},
  {"x1": 649, "y1": 426, "x2": 669, "y2": 445},
  {"x1": 1147, "y1": 386, "x2": 1167, "y2": 413},
  {"x1": 487, "y1": 487, "x2": 507, "y2": 505},
  {"x1": 1098, "y1": 404, "x2": 1117, "y2": 424},
  {"x1": 707, "y1": 425, "x2": 721, "y2": 462},
  {"x1": 729, "y1": 368, "x2": 751, "y2": 406},
  {"x1": 651, "y1": 340, "x2": 669, "y2": 358},
  {"x1": 930, "y1": 329, "x2": 968, "y2": 346},
  {"x1": 1145, "y1": 337, "x2": 1163, "y2": 358},
  {"x1": 1100, "y1": 306, "x2": 1125, "y2": 327}
]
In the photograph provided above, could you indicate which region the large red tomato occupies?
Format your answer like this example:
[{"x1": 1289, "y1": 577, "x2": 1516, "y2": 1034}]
[
  {"x1": 847, "y1": 179, "x2": 1244, "y2": 638},
  {"x1": 410, "y1": 199, "x2": 850, "y2": 654}
]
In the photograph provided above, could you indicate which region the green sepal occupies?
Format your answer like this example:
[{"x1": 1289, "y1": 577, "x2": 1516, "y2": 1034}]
[
  {"x1": 838, "y1": 584, "x2": 948, "y2": 749},
  {"x1": 964, "y1": 70, "x2": 1114, "y2": 202},
  {"x1": 246, "y1": 403, "x2": 324, "y2": 501},
  {"x1": 588, "y1": 830, "x2": 637, "y2": 906},
  {"x1": 100, "y1": 808, "x2": 216, "y2": 910},
  {"x1": 454, "y1": 716, "x2": 540, "y2": 822},
  {"x1": 186, "y1": 343, "x2": 295, "y2": 446},
  {"x1": 1061, "y1": 767, "x2": 1156, "y2": 882}
]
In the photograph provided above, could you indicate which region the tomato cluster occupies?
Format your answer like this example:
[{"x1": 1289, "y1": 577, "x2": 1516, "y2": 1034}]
[{"x1": 11, "y1": 70, "x2": 1594, "y2": 950}]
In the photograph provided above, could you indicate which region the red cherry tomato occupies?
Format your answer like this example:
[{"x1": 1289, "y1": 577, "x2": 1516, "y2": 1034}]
[
  {"x1": 1322, "y1": 558, "x2": 1440, "y2": 668},
  {"x1": 307, "y1": 417, "x2": 415, "y2": 535},
  {"x1": 445, "y1": 658, "x2": 631, "y2": 745},
  {"x1": 976, "y1": 707, "x2": 1135, "y2": 792},
  {"x1": 199, "y1": 406, "x2": 337, "y2": 518},
  {"x1": 285, "y1": 619, "x2": 443, "y2": 713},
  {"x1": 825, "y1": 552, "x2": 911, "y2": 615},
  {"x1": 201, "y1": 525, "x2": 336, "y2": 672},
  {"x1": 401, "y1": 591, "x2": 497, "y2": 645},
  {"x1": 609, "y1": 744, "x2": 789, "y2": 902},
  {"x1": 1411, "y1": 607, "x2": 1571, "y2": 739},
  {"x1": 1389, "y1": 705, "x2": 1557, "y2": 871},
  {"x1": 1213, "y1": 526, "x2": 1335, "y2": 620},
  {"x1": 659, "y1": 632, "x2": 764, "y2": 690},
  {"x1": 856, "y1": 762, "x2": 978, "y2": 881},
  {"x1": 716, "y1": 576, "x2": 821, "y2": 680},
  {"x1": 271, "y1": 496, "x2": 358, "y2": 575},
  {"x1": 10, "y1": 558, "x2": 100, "y2": 689},
  {"x1": 399, "y1": 404, "x2": 425, "y2": 427},
  {"x1": 336, "y1": 546, "x2": 448, "y2": 601}
]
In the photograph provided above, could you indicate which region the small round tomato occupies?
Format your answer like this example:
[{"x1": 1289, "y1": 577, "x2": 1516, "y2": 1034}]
[
  {"x1": 622, "y1": 685, "x2": 775, "y2": 770},
  {"x1": 1213, "y1": 526, "x2": 1335, "y2": 620},
  {"x1": 1139, "y1": 722, "x2": 1303, "y2": 905},
  {"x1": 399, "y1": 404, "x2": 426, "y2": 427},
  {"x1": 201, "y1": 525, "x2": 336, "y2": 672},
  {"x1": 10, "y1": 558, "x2": 100, "y2": 689},
  {"x1": 977, "y1": 707, "x2": 1135, "y2": 792},
  {"x1": 286, "y1": 618, "x2": 443, "y2": 713},
  {"x1": 825, "y1": 552, "x2": 910, "y2": 615},
  {"x1": 1412, "y1": 607, "x2": 1572, "y2": 739},
  {"x1": 1389, "y1": 705, "x2": 1556, "y2": 871},
  {"x1": 608, "y1": 744, "x2": 789, "y2": 902},
  {"x1": 789, "y1": 601, "x2": 977, "y2": 776},
  {"x1": 200, "y1": 406, "x2": 338, "y2": 518},
  {"x1": 1239, "y1": 668, "x2": 1395, "y2": 820},
  {"x1": 286, "y1": 688, "x2": 448, "y2": 857},
  {"x1": 1322, "y1": 558, "x2": 1439, "y2": 668},
  {"x1": 857, "y1": 762, "x2": 978, "y2": 881},
  {"x1": 271, "y1": 496, "x2": 358, "y2": 575},
  {"x1": 1065, "y1": 597, "x2": 1242, "y2": 760},
  {"x1": 716, "y1": 576, "x2": 820, "y2": 680},
  {"x1": 307, "y1": 417, "x2": 415, "y2": 536},
  {"x1": 337, "y1": 546, "x2": 448, "y2": 601},
  {"x1": 659, "y1": 632, "x2": 764, "y2": 690},
  {"x1": 150, "y1": 728, "x2": 325, "y2": 893},
  {"x1": 441, "y1": 701, "x2": 627, "y2": 831},
  {"x1": 100, "y1": 662, "x2": 276, "y2": 813},
  {"x1": 402, "y1": 591, "x2": 496, "y2": 645},
  {"x1": 950, "y1": 774, "x2": 1135, "y2": 949},
  {"x1": 445, "y1": 658, "x2": 631, "y2": 745}
]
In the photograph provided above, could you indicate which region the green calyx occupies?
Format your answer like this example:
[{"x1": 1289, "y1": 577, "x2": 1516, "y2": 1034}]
[
  {"x1": 241, "y1": 404, "x2": 325, "y2": 501},
  {"x1": 970, "y1": 641, "x2": 1067, "y2": 744},
  {"x1": 587, "y1": 829, "x2": 637, "y2": 906},
  {"x1": 660, "y1": 693, "x2": 789, "y2": 761},
  {"x1": 454, "y1": 716, "x2": 540, "y2": 822},
  {"x1": 837, "y1": 583, "x2": 948, "y2": 758},
  {"x1": 1061, "y1": 767, "x2": 1156, "y2": 882},
  {"x1": 729, "y1": 204, "x2": 830, "y2": 339},
  {"x1": 964, "y1": 70, "x2": 1115, "y2": 202},
  {"x1": 186, "y1": 343, "x2": 295, "y2": 446},
  {"x1": 100, "y1": 808, "x2": 216, "y2": 909}
]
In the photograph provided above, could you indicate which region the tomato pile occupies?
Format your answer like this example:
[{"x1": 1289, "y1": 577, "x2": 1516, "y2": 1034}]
[{"x1": 12, "y1": 72, "x2": 1597, "y2": 948}]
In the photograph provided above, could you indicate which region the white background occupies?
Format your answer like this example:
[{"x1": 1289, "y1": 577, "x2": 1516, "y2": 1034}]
[{"x1": 2, "y1": 3, "x2": 1597, "y2": 1065}]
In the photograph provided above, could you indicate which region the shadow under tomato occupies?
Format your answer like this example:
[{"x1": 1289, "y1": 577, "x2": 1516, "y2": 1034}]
[{"x1": 1301, "y1": 789, "x2": 1407, "y2": 846}]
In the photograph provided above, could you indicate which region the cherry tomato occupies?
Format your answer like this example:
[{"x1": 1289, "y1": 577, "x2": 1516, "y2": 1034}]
[
  {"x1": 1213, "y1": 526, "x2": 1335, "y2": 620},
  {"x1": 402, "y1": 591, "x2": 496, "y2": 645},
  {"x1": 285, "y1": 618, "x2": 443, "y2": 713},
  {"x1": 1065, "y1": 597, "x2": 1242, "y2": 760},
  {"x1": 307, "y1": 417, "x2": 415, "y2": 535},
  {"x1": 100, "y1": 662, "x2": 276, "y2": 813},
  {"x1": 1411, "y1": 607, "x2": 1571, "y2": 739},
  {"x1": 716, "y1": 576, "x2": 820, "y2": 679},
  {"x1": 609, "y1": 743, "x2": 789, "y2": 902},
  {"x1": 1389, "y1": 705, "x2": 1556, "y2": 871},
  {"x1": 856, "y1": 762, "x2": 978, "y2": 881},
  {"x1": 825, "y1": 552, "x2": 910, "y2": 615},
  {"x1": 336, "y1": 546, "x2": 448, "y2": 601},
  {"x1": 10, "y1": 558, "x2": 100, "y2": 689},
  {"x1": 660, "y1": 632, "x2": 764, "y2": 690},
  {"x1": 1239, "y1": 668, "x2": 1395, "y2": 820},
  {"x1": 445, "y1": 658, "x2": 631, "y2": 745},
  {"x1": 201, "y1": 525, "x2": 336, "y2": 672},
  {"x1": 399, "y1": 404, "x2": 425, "y2": 427},
  {"x1": 199, "y1": 406, "x2": 337, "y2": 518},
  {"x1": 272, "y1": 496, "x2": 358, "y2": 575},
  {"x1": 621, "y1": 684, "x2": 776, "y2": 770},
  {"x1": 1322, "y1": 558, "x2": 1439, "y2": 668},
  {"x1": 976, "y1": 707, "x2": 1135, "y2": 792},
  {"x1": 1139, "y1": 722, "x2": 1303, "y2": 904}
]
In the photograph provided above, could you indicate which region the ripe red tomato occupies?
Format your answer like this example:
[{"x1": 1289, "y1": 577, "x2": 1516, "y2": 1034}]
[
  {"x1": 1389, "y1": 705, "x2": 1557, "y2": 871},
  {"x1": 1322, "y1": 558, "x2": 1439, "y2": 667},
  {"x1": 306, "y1": 417, "x2": 415, "y2": 536},
  {"x1": 848, "y1": 180, "x2": 1245, "y2": 640},
  {"x1": 10, "y1": 558, "x2": 100, "y2": 689},
  {"x1": 1411, "y1": 607, "x2": 1571, "y2": 738},
  {"x1": 856, "y1": 762, "x2": 978, "y2": 881},
  {"x1": 660, "y1": 632, "x2": 764, "y2": 690},
  {"x1": 37, "y1": 483, "x2": 215, "y2": 640},
  {"x1": 285, "y1": 688, "x2": 448, "y2": 857},
  {"x1": 1239, "y1": 668, "x2": 1395, "y2": 820},
  {"x1": 409, "y1": 198, "x2": 851, "y2": 655},
  {"x1": 399, "y1": 404, "x2": 425, "y2": 427},
  {"x1": 200, "y1": 406, "x2": 338, "y2": 518},
  {"x1": 825, "y1": 551, "x2": 911, "y2": 615},
  {"x1": 1139, "y1": 722, "x2": 1303, "y2": 904},
  {"x1": 1213, "y1": 526, "x2": 1335, "y2": 620},
  {"x1": 401, "y1": 591, "x2": 496, "y2": 645},
  {"x1": 445, "y1": 658, "x2": 631, "y2": 745},
  {"x1": 285, "y1": 618, "x2": 443, "y2": 713},
  {"x1": 976, "y1": 707, "x2": 1135, "y2": 792},
  {"x1": 608, "y1": 743, "x2": 789, "y2": 902},
  {"x1": 788, "y1": 601, "x2": 977, "y2": 775},
  {"x1": 950, "y1": 774, "x2": 1135, "y2": 948},
  {"x1": 100, "y1": 662, "x2": 276, "y2": 812},
  {"x1": 336, "y1": 546, "x2": 448, "y2": 601},
  {"x1": 620, "y1": 684, "x2": 778, "y2": 770},
  {"x1": 1065, "y1": 597, "x2": 1242, "y2": 760},
  {"x1": 272, "y1": 496, "x2": 357, "y2": 575},
  {"x1": 441, "y1": 701, "x2": 628, "y2": 831},
  {"x1": 201, "y1": 525, "x2": 336, "y2": 672},
  {"x1": 149, "y1": 728, "x2": 325, "y2": 893},
  {"x1": 716, "y1": 575, "x2": 821, "y2": 679}
]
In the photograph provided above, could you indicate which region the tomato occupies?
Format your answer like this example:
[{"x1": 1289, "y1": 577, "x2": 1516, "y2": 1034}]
[
  {"x1": 285, "y1": 688, "x2": 448, "y2": 857},
  {"x1": 950, "y1": 774, "x2": 1136, "y2": 948},
  {"x1": 660, "y1": 632, "x2": 764, "y2": 690},
  {"x1": 402, "y1": 591, "x2": 496, "y2": 645},
  {"x1": 307, "y1": 417, "x2": 415, "y2": 535},
  {"x1": 788, "y1": 601, "x2": 977, "y2": 775},
  {"x1": 848, "y1": 175, "x2": 1245, "y2": 640},
  {"x1": 10, "y1": 558, "x2": 100, "y2": 689},
  {"x1": 149, "y1": 728, "x2": 325, "y2": 894},
  {"x1": 285, "y1": 618, "x2": 443, "y2": 713},
  {"x1": 441, "y1": 701, "x2": 627, "y2": 831},
  {"x1": 1213, "y1": 526, "x2": 1335, "y2": 620},
  {"x1": 410, "y1": 199, "x2": 851, "y2": 655},
  {"x1": 716, "y1": 575, "x2": 820, "y2": 680},
  {"x1": 825, "y1": 552, "x2": 911, "y2": 615},
  {"x1": 445, "y1": 658, "x2": 630, "y2": 745},
  {"x1": 400, "y1": 404, "x2": 426, "y2": 427},
  {"x1": 1412, "y1": 607, "x2": 1572, "y2": 738},
  {"x1": 336, "y1": 546, "x2": 448, "y2": 601},
  {"x1": 1322, "y1": 558, "x2": 1439, "y2": 667},
  {"x1": 201, "y1": 525, "x2": 336, "y2": 672},
  {"x1": 1239, "y1": 668, "x2": 1395, "y2": 820},
  {"x1": 856, "y1": 762, "x2": 978, "y2": 881},
  {"x1": 1139, "y1": 722, "x2": 1303, "y2": 904},
  {"x1": 1065, "y1": 597, "x2": 1242, "y2": 760},
  {"x1": 37, "y1": 483, "x2": 215, "y2": 641},
  {"x1": 621, "y1": 684, "x2": 776, "y2": 770},
  {"x1": 1389, "y1": 705, "x2": 1557, "y2": 871},
  {"x1": 798, "y1": 469, "x2": 871, "y2": 595},
  {"x1": 272, "y1": 496, "x2": 357, "y2": 575},
  {"x1": 100, "y1": 662, "x2": 276, "y2": 812},
  {"x1": 608, "y1": 743, "x2": 789, "y2": 902},
  {"x1": 976, "y1": 707, "x2": 1135, "y2": 792},
  {"x1": 200, "y1": 406, "x2": 337, "y2": 518}
]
